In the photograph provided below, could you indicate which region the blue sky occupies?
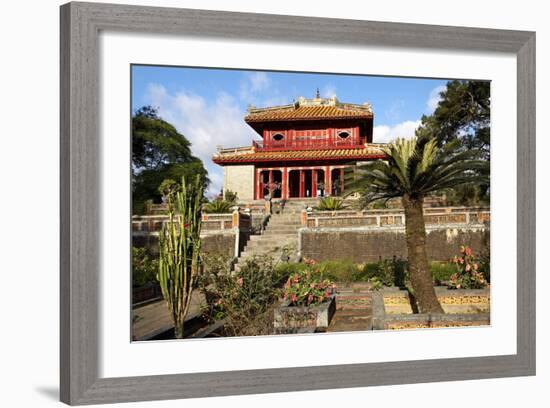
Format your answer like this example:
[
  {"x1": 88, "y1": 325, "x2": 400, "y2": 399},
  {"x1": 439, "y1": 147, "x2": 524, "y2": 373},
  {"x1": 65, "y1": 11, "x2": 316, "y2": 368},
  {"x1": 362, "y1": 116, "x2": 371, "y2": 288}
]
[{"x1": 131, "y1": 65, "x2": 448, "y2": 197}]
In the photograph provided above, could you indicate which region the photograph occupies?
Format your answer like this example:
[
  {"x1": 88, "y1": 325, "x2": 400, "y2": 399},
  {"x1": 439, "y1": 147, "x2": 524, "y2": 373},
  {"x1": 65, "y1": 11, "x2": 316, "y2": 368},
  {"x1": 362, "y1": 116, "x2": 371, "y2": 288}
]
[{"x1": 130, "y1": 66, "x2": 491, "y2": 341}]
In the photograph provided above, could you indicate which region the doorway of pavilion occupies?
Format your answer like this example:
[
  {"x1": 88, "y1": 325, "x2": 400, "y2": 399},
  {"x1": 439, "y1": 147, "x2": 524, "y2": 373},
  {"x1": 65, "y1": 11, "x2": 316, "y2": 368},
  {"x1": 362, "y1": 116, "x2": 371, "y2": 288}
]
[
  {"x1": 288, "y1": 169, "x2": 325, "y2": 198},
  {"x1": 331, "y1": 168, "x2": 345, "y2": 196},
  {"x1": 259, "y1": 169, "x2": 282, "y2": 199}
]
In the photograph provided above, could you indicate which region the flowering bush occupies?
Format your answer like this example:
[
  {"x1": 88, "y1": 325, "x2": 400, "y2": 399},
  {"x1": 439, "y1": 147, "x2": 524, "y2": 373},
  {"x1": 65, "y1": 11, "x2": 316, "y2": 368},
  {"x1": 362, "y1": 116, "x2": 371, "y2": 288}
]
[
  {"x1": 198, "y1": 255, "x2": 280, "y2": 336},
  {"x1": 283, "y1": 268, "x2": 335, "y2": 306},
  {"x1": 448, "y1": 246, "x2": 488, "y2": 289}
]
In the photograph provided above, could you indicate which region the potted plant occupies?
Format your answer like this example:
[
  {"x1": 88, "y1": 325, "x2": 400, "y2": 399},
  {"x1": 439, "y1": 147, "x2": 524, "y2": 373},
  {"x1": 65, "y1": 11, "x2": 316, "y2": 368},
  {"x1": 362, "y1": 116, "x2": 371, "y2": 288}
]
[{"x1": 273, "y1": 268, "x2": 336, "y2": 333}]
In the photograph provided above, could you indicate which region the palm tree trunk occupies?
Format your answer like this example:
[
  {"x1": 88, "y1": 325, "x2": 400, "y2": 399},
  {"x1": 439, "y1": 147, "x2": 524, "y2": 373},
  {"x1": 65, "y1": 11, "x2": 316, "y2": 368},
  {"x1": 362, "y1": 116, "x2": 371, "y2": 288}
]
[{"x1": 402, "y1": 194, "x2": 444, "y2": 314}]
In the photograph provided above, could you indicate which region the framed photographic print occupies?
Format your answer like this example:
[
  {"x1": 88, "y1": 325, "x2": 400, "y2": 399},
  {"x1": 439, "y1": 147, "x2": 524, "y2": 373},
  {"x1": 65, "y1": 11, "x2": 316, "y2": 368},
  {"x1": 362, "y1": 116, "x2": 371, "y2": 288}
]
[{"x1": 60, "y1": 1, "x2": 536, "y2": 405}]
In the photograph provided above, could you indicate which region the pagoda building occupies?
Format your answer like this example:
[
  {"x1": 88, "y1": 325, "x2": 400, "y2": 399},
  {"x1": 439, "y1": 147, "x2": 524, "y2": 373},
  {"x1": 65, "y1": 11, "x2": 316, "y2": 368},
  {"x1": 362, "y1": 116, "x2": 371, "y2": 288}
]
[{"x1": 213, "y1": 93, "x2": 386, "y2": 201}]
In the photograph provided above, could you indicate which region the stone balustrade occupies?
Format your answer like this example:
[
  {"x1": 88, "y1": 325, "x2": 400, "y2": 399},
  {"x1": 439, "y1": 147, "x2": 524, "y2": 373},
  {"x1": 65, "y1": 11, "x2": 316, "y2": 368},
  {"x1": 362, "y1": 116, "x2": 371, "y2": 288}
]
[{"x1": 303, "y1": 206, "x2": 490, "y2": 228}]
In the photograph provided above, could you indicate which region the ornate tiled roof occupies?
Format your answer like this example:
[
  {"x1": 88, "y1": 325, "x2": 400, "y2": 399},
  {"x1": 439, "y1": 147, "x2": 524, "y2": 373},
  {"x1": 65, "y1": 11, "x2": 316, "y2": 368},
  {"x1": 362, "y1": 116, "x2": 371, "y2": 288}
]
[
  {"x1": 245, "y1": 96, "x2": 373, "y2": 123},
  {"x1": 213, "y1": 144, "x2": 386, "y2": 164}
]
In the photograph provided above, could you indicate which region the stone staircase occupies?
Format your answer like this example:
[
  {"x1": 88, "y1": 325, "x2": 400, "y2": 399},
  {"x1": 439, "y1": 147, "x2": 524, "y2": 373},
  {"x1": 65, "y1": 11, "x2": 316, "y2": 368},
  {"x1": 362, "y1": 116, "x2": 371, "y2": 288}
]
[
  {"x1": 328, "y1": 285, "x2": 373, "y2": 332},
  {"x1": 234, "y1": 201, "x2": 307, "y2": 270}
]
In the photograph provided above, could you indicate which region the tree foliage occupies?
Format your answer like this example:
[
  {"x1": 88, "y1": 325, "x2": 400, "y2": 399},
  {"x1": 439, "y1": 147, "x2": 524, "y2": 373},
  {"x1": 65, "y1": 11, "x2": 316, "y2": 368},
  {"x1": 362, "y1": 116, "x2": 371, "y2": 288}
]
[
  {"x1": 416, "y1": 80, "x2": 490, "y2": 158},
  {"x1": 132, "y1": 106, "x2": 208, "y2": 213},
  {"x1": 415, "y1": 80, "x2": 490, "y2": 205}
]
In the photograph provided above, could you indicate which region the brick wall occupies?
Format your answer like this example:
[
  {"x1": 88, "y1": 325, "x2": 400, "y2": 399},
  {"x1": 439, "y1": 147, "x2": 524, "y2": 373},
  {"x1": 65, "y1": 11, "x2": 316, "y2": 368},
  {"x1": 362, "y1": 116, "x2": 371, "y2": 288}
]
[{"x1": 300, "y1": 227, "x2": 489, "y2": 263}]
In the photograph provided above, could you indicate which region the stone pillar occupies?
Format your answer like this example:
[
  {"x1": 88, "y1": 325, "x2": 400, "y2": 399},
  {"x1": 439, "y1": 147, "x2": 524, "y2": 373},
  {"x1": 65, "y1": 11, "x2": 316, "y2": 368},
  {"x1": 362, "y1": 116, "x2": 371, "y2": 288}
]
[
  {"x1": 300, "y1": 208, "x2": 308, "y2": 226},
  {"x1": 231, "y1": 208, "x2": 240, "y2": 228}
]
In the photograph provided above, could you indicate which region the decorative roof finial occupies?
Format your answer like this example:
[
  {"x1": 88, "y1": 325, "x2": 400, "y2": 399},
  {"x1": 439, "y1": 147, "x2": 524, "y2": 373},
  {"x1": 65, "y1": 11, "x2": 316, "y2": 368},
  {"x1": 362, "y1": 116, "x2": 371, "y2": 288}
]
[{"x1": 316, "y1": 88, "x2": 320, "y2": 99}]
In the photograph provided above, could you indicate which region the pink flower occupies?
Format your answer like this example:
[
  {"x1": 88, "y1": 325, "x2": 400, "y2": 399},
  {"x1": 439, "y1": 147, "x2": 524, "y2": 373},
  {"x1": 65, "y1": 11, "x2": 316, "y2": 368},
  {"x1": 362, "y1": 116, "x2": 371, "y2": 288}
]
[
  {"x1": 465, "y1": 247, "x2": 473, "y2": 256},
  {"x1": 458, "y1": 257, "x2": 464, "y2": 264},
  {"x1": 465, "y1": 264, "x2": 471, "y2": 272},
  {"x1": 291, "y1": 294, "x2": 298, "y2": 303},
  {"x1": 473, "y1": 263, "x2": 479, "y2": 270},
  {"x1": 236, "y1": 277, "x2": 243, "y2": 287},
  {"x1": 308, "y1": 294, "x2": 314, "y2": 304}
]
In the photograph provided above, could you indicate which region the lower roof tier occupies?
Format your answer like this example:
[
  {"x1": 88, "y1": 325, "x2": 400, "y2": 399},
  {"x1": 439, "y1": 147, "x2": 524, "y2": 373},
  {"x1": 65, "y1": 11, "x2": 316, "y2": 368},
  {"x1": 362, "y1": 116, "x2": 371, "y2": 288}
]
[{"x1": 213, "y1": 144, "x2": 386, "y2": 165}]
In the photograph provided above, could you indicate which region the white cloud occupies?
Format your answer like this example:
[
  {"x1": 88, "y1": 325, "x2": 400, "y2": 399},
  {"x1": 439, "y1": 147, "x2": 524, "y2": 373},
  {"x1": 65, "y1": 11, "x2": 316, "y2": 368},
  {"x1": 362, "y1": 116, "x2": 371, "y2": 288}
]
[
  {"x1": 248, "y1": 72, "x2": 270, "y2": 92},
  {"x1": 240, "y1": 72, "x2": 272, "y2": 104},
  {"x1": 373, "y1": 120, "x2": 421, "y2": 143},
  {"x1": 146, "y1": 83, "x2": 258, "y2": 198},
  {"x1": 427, "y1": 85, "x2": 447, "y2": 112},
  {"x1": 322, "y1": 84, "x2": 337, "y2": 98},
  {"x1": 385, "y1": 99, "x2": 405, "y2": 122}
]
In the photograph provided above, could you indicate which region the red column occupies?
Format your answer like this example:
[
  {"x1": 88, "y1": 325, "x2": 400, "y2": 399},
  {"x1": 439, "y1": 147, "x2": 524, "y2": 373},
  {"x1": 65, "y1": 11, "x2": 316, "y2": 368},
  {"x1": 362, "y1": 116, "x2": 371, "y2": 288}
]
[
  {"x1": 269, "y1": 170, "x2": 273, "y2": 197},
  {"x1": 312, "y1": 169, "x2": 317, "y2": 198},
  {"x1": 255, "y1": 170, "x2": 261, "y2": 200},
  {"x1": 340, "y1": 168, "x2": 345, "y2": 194},
  {"x1": 282, "y1": 167, "x2": 288, "y2": 199},
  {"x1": 325, "y1": 166, "x2": 331, "y2": 196},
  {"x1": 299, "y1": 170, "x2": 305, "y2": 198}
]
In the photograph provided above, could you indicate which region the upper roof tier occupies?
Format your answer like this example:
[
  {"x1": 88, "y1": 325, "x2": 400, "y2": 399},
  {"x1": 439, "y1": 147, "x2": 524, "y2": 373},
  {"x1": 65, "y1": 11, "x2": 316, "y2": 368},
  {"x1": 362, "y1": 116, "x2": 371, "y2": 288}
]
[{"x1": 245, "y1": 95, "x2": 373, "y2": 124}]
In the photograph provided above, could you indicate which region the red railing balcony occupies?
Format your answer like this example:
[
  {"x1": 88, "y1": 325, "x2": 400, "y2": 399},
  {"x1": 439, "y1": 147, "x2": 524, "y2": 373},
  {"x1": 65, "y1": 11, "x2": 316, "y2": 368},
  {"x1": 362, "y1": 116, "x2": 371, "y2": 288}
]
[{"x1": 252, "y1": 139, "x2": 363, "y2": 151}]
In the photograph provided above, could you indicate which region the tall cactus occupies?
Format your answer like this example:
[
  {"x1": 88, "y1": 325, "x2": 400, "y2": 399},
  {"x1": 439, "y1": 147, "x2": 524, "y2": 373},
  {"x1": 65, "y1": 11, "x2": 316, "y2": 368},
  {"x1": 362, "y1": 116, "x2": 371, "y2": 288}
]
[{"x1": 157, "y1": 175, "x2": 204, "y2": 339}]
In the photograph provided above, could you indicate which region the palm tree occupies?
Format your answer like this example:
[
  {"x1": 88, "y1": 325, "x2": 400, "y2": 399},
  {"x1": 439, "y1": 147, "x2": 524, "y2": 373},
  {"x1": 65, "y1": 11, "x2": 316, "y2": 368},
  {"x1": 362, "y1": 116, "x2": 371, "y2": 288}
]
[{"x1": 347, "y1": 135, "x2": 489, "y2": 313}]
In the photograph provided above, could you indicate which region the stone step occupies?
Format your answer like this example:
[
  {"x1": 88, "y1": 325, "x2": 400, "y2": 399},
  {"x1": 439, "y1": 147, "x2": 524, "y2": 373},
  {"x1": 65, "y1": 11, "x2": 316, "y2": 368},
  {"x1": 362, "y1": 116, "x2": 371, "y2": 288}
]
[
  {"x1": 243, "y1": 244, "x2": 296, "y2": 253},
  {"x1": 237, "y1": 251, "x2": 278, "y2": 263},
  {"x1": 267, "y1": 219, "x2": 302, "y2": 225},
  {"x1": 335, "y1": 297, "x2": 372, "y2": 311},
  {"x1": 327, "y1": 319, "x2": 372, "y2": 332},
  {"x1": 250, "y1": 233, "x2": 297, "y2": 239},
  {"x1": 333, "y1": 310, "x2": 372, "y2": 319},
  {"x1": 265, "y1": 227, "x2": 300, "y2": 233}
]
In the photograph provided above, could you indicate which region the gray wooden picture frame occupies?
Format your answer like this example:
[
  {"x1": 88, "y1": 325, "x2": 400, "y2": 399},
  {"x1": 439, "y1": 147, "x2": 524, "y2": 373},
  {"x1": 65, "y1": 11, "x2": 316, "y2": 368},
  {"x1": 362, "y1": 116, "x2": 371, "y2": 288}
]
[{"x1": 60, "y1": 1, "x2": 536, "y2": 405}]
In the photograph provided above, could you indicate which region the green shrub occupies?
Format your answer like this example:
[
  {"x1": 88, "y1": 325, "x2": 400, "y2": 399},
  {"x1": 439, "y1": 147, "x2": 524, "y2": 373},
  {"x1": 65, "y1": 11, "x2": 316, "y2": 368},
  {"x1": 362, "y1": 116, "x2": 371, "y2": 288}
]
[
  {"x1": 316, "y1": 197, "x2": 345, "y2": 211},
  {"x1": 274, "y1": 262, "x2": 308, "y2": 286},
  {"x1": 360, "y1": 258, "x2": 407, "y2": 287},
  {"x1": 478, "y1": 250, "x2": 490, "y2": 283},
  {"x1": 317, "y1": 259, "x2": 359, "y2": 283},
  {"x1": 368, "y1": 276, "x2": 384, "y2": 291},
  {"x1": 204, "y1": 199, "x2": 233, "y2": 214},
  {"x1": 132, "y1": 247, "x2": 159, "y2": 287},
  {"x1": 430, "y1": 261, "x2": 456, "y2": 285},
  {"x1": 224, "y1": 190, "x2": 238, "y2": 204}
]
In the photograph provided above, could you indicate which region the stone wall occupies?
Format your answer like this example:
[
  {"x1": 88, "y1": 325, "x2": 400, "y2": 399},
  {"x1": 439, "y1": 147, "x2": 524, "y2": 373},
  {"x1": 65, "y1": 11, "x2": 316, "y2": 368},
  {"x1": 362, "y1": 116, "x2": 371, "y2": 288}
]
[
  {"x1": 133, "y1": 231, "x2": 237, "y2": 258},
  {"x1": 223, "y1": 165, "x2": 255, "y2": 201},
  {"x1": 300, "y1": 226, "x2": 489, "y2": 263}
]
